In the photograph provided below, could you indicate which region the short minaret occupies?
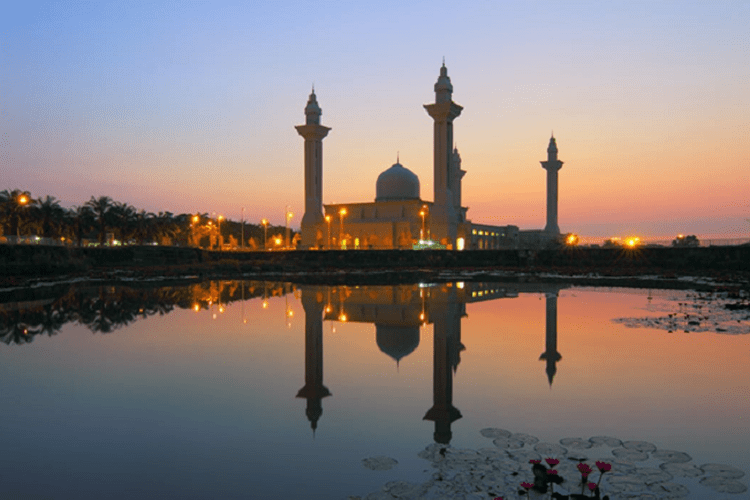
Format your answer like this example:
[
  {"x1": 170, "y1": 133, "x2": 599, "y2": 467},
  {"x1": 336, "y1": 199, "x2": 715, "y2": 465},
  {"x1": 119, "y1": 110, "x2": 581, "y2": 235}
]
[
  {"x1": 424, "y1": 63, "x2": 463, "y2": 247},
  {"x1": 451, "y1": 147, "x2": 465, "y2": 218},
  {"x1": 296, "y1": 89, "x2": 331, "y2": 249},
  {"x1": 540, "y1": 135, "x2": 563, "y2": 235}
]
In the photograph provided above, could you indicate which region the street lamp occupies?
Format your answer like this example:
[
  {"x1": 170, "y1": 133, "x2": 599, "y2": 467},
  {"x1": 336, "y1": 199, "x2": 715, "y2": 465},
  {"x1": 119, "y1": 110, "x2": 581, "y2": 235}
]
[
  {"x1": 339, "y1": 207, "x2": 347, "y2": 249},
  {"x1": 241, "y1": 207, "x2": 245, "y2": 251},
  {"x1": 191, "y1": 215, "x2": 200, "y2": 248},
  {"x1": 325, "y1": 214, "x2": 332, "y2": 249},
  {"x1": 261, "y1": 219, "x2": 269, "y2": 250},
  {"x1": 16, "y1": 194, "x2": 30, "y2": 239},
  {"x1": 217, "y1": 215, "x2": 224, "y2": 251},
  {"x1": 419, "y1": 209, "x2": 426, "y2": 240},
  {"x1": 285, "y1": 206, "x2": 293, "y2": 249}
]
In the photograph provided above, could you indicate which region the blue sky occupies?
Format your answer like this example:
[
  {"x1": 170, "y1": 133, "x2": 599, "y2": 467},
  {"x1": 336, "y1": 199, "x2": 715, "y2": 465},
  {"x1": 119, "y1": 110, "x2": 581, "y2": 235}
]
[{"x1": 3, "y1": 1, "x2": 749, "y2": 239}]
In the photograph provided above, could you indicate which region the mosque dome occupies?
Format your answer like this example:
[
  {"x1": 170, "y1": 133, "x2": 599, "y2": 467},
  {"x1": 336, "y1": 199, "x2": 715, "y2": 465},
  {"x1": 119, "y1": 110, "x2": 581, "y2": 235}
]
[
  {"x1": 375, "y1": 162, "x2": 420, "y2": 201},
  {"x1": 376, "y1": 324, "x2": 420, "y2": 363}
]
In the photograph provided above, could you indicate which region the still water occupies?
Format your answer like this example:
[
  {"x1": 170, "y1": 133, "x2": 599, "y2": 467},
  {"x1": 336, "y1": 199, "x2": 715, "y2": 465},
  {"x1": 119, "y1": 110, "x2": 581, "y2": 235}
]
[{"x1": 1, "y1": 281, "x2": 748, "y2": 499}]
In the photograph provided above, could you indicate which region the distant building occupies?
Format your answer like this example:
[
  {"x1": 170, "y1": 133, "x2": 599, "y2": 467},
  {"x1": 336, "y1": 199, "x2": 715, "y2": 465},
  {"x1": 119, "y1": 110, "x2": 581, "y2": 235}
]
[{"x1": 297, "y1": 63, "x2": 564, "y2": 250}]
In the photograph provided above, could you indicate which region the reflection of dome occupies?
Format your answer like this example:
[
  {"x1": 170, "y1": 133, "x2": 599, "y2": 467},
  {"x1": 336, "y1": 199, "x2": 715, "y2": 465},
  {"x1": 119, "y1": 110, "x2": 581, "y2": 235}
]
[
  {"x1": 376, "y1": 162, "x2": 420, "y2": 201},
  {"x1": 376, "y1": 324, "x2": 420, "y2": 362}
]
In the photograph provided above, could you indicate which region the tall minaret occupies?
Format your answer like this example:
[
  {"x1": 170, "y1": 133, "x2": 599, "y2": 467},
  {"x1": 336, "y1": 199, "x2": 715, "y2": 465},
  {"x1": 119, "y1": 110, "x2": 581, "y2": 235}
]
[
  {"x1": 540, "y1": 135, "x2": 563, "y2": 235},
  {"x1": 424, "y1": 63, "x2": 462, "y2": 247},
  {"x1": 296, "y1": 89, "x2": 331, "y2": 249}
]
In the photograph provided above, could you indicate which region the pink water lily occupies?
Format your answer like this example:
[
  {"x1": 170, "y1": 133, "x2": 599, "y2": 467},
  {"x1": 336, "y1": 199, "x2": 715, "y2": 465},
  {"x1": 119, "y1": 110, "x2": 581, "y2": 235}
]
[
  {"x1": 545, "y1": 458, "x2": 560, "y2": 466},
  {"x1": 577, "y1": 462, "x2": 593, "y2": 477},
  {"x1": 546, "y1": 469, "x2": 558, "y2": 475},
  {"x1": 595, "y1": 461, "x2": 612, "y2": 472},
  {"x1": 529, "y1": 459, "x2": 541, "y2": 464},
  {"x1": 588, "y1": 482, "x2": 597, "y2": 491},
  {"x1": 520, "y1": 482, "x2": 533, "y2": 489}
]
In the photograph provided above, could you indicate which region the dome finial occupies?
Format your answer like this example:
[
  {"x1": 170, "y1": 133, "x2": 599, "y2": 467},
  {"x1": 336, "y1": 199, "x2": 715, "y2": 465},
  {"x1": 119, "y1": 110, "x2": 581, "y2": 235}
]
[{"x1": 397, "y1": 151, "x2": 399, "y2": 164}]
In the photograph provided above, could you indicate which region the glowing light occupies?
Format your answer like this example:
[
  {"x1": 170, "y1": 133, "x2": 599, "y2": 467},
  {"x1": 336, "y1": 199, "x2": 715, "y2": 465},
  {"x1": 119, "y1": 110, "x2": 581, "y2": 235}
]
[
  {"x1": 262, "y1": 300, "x2": 269, "y2": 309},
  {"x1": 192, "y1": 215, "x2": 199, "y2": 223},
  {"x1": 456, "y1": 237, "x2": 465, "y2": 251},
  {"x1": 193, "y1": 304, "x2": 200, "y2": 312},
  {"x1": 338, "y1": 313, "x2": 348, "y2": 322},
  {"x1": 566, "y1": 234, "x2": 580, "y2": 246},
  {"x1": 219, "y1": 305, "x2": 225, "y2": 313},
  {"x1": 18, "y1": 195, "x2": 29, "y2": 205}
]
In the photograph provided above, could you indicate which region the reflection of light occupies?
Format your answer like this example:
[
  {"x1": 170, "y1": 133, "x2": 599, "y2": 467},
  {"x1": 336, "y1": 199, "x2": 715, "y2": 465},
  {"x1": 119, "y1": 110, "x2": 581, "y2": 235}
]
[
  {"x1": 193, "y1": 304, "x2": 200, "y2": 312},
  {"x1": 286, "y1": 309, "x2": 294, "y2": 318},
  {"x1": 243, "y1": 319, "x2": 248, "y2": 324},
  {"x1": 457, "y1": 282, "x2": 464, "y2": 289},
  {"x1": 212, "y1": 313, "x2": 217, "y2": 319}
]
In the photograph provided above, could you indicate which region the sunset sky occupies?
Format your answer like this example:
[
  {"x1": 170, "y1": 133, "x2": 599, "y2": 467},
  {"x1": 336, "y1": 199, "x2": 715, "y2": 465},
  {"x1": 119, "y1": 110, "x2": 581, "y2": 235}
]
[{"x1": 3, "y1": 1, "x2": 749, "y2": 240}]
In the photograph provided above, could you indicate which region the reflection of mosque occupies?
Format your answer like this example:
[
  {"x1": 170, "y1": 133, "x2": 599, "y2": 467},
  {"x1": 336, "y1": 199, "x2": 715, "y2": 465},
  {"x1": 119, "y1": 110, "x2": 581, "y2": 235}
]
[{"x1": 295, "y1": 283, "x2": 566, "y2": 444}]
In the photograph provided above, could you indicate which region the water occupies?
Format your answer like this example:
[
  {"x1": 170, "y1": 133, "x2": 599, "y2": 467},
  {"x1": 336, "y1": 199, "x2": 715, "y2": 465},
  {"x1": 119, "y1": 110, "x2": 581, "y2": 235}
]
[{"x1": 1, "y1": 281, "x2": 748, "y2": 499}]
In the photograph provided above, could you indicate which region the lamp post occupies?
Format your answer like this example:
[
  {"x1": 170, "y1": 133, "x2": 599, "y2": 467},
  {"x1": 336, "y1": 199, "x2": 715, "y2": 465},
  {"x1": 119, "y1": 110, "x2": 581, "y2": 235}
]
[
  {"x1": 339, "y1": 207, "x2": 347, "y2": 249},
  {"x1": 217, "y1": 215, "x2": 224, "y2": 251},
  {"x1": 325, "y1": 214, "x2": 332, "y2": 249},
  {"x1": 285, "y1": 206, "x2": 293, "y2": 249},
  {"x1": 16, "y1": 194, "x2": 30, "y2": 240},
  {"x1": 261, "y1": 219, "x2": 269, "y2": 250},
  {"x1": 191, "y1": 215, "x2": 200, "y2": 248},
  {"x1": 241, "y1": 207, "x2": 245, "y2": 251},
  {"x1": 419, "y1": 209, "x2": 426, "y2": 240}
]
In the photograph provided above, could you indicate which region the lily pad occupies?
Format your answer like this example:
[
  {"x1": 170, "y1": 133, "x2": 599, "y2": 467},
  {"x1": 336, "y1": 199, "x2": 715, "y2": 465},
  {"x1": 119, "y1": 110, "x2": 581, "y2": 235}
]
[
  {"x1": 589, "y1": 435, "x2": 622, "y2": 447},
  {"x1": 700, "y1": 463, "x2": 745, "y2": 479},
  {"x1": 479, "y1": 428, "x2": 512, "y2": 439},
  {"x1": 612, "y1": 447, "x2": 649, "y2": 462},
  {"x1": 560, "y1": 437, "x2": 593, "y2": 449},
  {"x1": 651, "y1": 450, "x2": 692, "y2": 463},
  {"x1": 362, "y1": 456, "x2": 398, "y2": 471},
  {"x1": 492, "y1": 437, "x2": 524, "y2": 449},
  {"x1": 622, "y1": 440, "x2": 657, "y2": 453},
  {"x1": 606, "y1": 474, "x2": 647, "y2": 493},
  {"x1": 699, "y1": 475, "x2": 748, "y2": 493},
  {"x1": 510, "y1": 432, "x2": 539, "y2": 445},
  {"x1": 505, "y1": 448, "x2": 541, "y2": 463},
  {"x1": 534, "y1": 442, "x2": 568, "y2": 456},
  {"x1": 635, "y1": 467, "x2": 673, "y2": 485},
  {"x1": 609, "y1": 458, "x2": 638, "y2": 474},
  {"x1": 647, "y1": 481, "x2": 690, "y2": 497},
  {"x1": 659, "y1": 462, "x2": 703, "y2": 478}
]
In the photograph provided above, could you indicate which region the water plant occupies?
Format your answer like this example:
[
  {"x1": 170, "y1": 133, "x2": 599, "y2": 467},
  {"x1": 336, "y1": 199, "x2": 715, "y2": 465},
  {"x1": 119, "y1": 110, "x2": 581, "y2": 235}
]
[{"x1": 516, "y1": 458, "x2": 611, "y2": 499}]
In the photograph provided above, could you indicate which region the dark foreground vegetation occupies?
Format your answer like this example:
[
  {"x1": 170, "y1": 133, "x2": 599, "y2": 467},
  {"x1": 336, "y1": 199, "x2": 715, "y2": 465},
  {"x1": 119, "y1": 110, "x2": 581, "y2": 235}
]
[{"x1": 1, "y1": 244, "x2": 749, "y2": 291}]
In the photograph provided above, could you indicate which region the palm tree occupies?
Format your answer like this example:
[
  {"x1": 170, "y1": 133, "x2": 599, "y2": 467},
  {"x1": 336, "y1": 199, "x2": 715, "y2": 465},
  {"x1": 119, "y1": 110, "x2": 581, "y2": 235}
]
[
  {"x1": 32, "y1": 195, "x2": 65, "y2": 240},
  {"x1": 0, "y1": 189, "x2": 34, "y2": 239},
  {"x1": 71, "y1": 205, "x2": 95, "y2": 247},
  {"x1": 85, "y1": 196, "x2": 113, "y2": 245}
]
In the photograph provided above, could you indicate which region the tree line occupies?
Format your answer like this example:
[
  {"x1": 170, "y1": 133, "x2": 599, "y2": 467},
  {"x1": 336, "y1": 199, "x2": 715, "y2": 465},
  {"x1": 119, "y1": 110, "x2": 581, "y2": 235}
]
[{"x1": 0, "y1": 189, "x2": 293, "y2": 249}]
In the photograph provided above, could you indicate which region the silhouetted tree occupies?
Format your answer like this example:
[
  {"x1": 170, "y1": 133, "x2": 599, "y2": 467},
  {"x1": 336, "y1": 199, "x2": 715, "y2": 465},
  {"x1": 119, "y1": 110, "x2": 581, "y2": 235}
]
[{"x1": 85, "y1": 196, "x2": 113, "y2": 244}]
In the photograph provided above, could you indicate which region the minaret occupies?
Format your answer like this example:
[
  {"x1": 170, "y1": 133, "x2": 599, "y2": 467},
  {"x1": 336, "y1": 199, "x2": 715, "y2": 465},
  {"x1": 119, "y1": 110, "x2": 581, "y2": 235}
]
[
  {"x1": 296, "y1": 89, "x2": 331, "y2": 249},
  {"x1": 539, "y1": 291, "x2": 562, "y2": 386},
  {"x1": 424, "y1": 63, "x2": 462, "y2": 247},
  {"x1": 451, "y1": 147, "x2": 466, "y2": 220},
  {"x1": 540, "y1": 135, "x2": 563, "y2": 235}
]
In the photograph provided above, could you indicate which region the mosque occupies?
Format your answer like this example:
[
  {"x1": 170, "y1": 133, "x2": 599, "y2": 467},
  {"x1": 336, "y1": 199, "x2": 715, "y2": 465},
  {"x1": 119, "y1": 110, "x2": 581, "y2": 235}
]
[{"x1": 296, "y1": 63, "x2": 564, "y2": 250}]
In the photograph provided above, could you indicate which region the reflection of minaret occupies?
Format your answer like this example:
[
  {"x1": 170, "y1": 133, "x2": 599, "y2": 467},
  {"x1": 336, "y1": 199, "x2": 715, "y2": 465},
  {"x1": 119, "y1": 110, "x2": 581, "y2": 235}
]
[
  {"x1": 540, "y1": 135, "x2": 564, "y2": 235},
  {"x1": 296, "y1": 89, "x2": 331, "y2": 249},
  {"x1": 423, "y1": 287, "x2": 463, "y2": 444},
  {"x1": 424, "y1": 62, "x2": 462, "y2": 247},
  {"x1": 539, "y1": 292, "x2": 562, "y2": 386},
  {"x1": 296, "y1": 289, "x2": 331, "y2": 434}
]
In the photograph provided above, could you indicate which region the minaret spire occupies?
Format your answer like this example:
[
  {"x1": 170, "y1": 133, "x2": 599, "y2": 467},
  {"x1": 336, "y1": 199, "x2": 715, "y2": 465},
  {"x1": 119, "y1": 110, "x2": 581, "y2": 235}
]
[
  {"x1": 424, "y1": 62, "x2": 463, "y2": 247},
  {"x1": 541, "y1": 134, "x2": 563, "y2": 235},
  {"x1": 297, "y1": 90, "x2": 331, "y2": 248}
]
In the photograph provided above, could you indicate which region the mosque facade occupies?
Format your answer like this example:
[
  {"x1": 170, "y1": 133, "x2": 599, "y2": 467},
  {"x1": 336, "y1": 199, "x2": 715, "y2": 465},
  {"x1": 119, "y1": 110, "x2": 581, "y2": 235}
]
[{"x1": 297, "y1": 63, "x2": 563, "y2": 250}]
